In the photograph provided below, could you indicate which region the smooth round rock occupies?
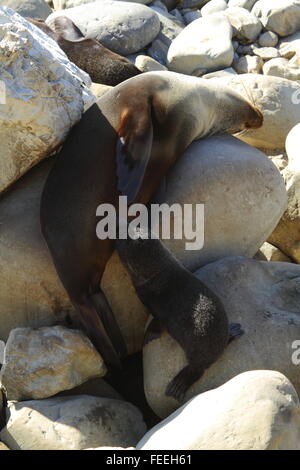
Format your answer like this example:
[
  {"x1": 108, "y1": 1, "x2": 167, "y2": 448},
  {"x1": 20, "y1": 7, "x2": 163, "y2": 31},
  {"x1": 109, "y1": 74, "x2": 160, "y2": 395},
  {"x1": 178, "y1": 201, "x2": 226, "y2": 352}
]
[
  {"x1": 201, "y1": 0, "x2": 228, "y2": 16},
  {"x1": 234, "y1": 55, "x2": 263, "y2": 73},
  {"x1": 0, "y1": 160, "x2": 75, "y2": 344},
  {"x1": 224, "y1": 6, "x2": 262, "y2": 41},
  {"x1": 259, "y1": 30, "x2": 278, "y2": 47},
  {"x1": 143, "y1": 257, "x2": 300, "y2": 418},
  {"x1": 135, "y1": 55, "x2": 167, "y2": 72},
  {"x1": 0, "y1": 0, "x2": 52, "y2": 19},
  {"x1": 137, "y1": 371, "x2": 300, "y2": 450},
  {"x1": 252, "y1": 0, "x2": 300, "y2": 37},
  {"x1": 228, "y1": 0, "x2": 258, "y2": 10},
  {"x1": 46, "y1": 1, "x2": 161, "y2": 55},
  {"x1": 167, "y1": 14, "x2": 234, "y2": 75},
  {"x1": 101, "y1": 135, "x2": 287, "y2": 355},
  {"x1": 211, "y1": 74, "x2": 300, "y2": 149},
  {"x1": 0, "y1": 396, "x2": 146, "y2": 450},
  {"x1": 263, "y1": 58, "x2": 300, "y2": 81}
]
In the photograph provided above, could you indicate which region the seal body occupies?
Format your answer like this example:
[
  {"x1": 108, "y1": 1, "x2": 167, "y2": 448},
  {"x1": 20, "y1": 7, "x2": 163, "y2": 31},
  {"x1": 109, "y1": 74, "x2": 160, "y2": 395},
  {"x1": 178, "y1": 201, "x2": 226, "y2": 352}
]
[
  {"x1": 40, "y1": 71, "x2": 262, "y2": 369},
  {"x1": 29, "y1": 17, "x2": 141, "y2": 85},
  {"x1": 116, "y1": 227, "x2": 231, "y2": 402}
]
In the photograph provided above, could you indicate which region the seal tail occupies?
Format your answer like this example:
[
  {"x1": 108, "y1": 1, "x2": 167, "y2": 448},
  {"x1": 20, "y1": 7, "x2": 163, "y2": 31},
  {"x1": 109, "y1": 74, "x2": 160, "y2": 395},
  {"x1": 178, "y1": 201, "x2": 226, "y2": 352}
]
[
  {"x1": 165, "y1": 364, "x2": 204, "y2": 402},
  {"x1": 75, "y1": 290, "x2": 127, "y2": 369}
]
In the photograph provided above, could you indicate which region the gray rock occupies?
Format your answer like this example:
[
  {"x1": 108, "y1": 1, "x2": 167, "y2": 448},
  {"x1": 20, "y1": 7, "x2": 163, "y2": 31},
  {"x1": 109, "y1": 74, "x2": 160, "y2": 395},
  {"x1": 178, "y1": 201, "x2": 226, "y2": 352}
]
[
  {"x1": 0, "y1": 0, "x2": 52, "y2": 19},
  {"x1": 0, "y1": 160, "x2": 75, "y2": 344},
  {"x1": 143, "y1": 257, "x2": 300, "y2": 418},
  {"x1": 234, "y1": 54, "x2": 263, "y2": 73},
  {"x1": 201, "y1": 0, "x2": 227, "y2": 15},
  {"x1": 228, "y1": 0, "x2": 258, "y2": 10},
  {"x1": 183, "y1": 9, "x2": 202, "y2": 24},
  {"x1": 150, "y1": 6, "x2": 184, "y2": 49},
  {"x1": 263, "y1": 57, "x2": 300, "y2": 81},
  {"x1": 135, "y1": 55, "x2": 167, "y2": 71},
  {"x1": 252, "y1": 0, "x2": 300, "y2": 37},
  {"x1": 0, "y1": 7, "x2": 94, "y2": 195},
  {"x1": 279, "y1": 30, "x2": 300, "y2": 58},
  {"x1": 253, "y1": 46, "x2": 280, "y2": 59},
  {"x1": 138, "y1": 371, "x2": 300, "y2": 449},
  {"x1": 55, "y1": 376, "x2": 123, "y2": 401},
  {"x1": 0, "y1": 396, "x2": 146, "y2": 450},
  {"x1": 224, "y1": 6, "x2": 262, "y2": 41},
  {"x1": 167, "y1": 14, "x2": 234, "y2": 75},
  {"x1": 268, "y1": 123, "x2": 300, "y2": 263},
  {"x1": 258, "y1": 30, "x2": 278, "y2": 47},
  {"x1": 0, "y1": 326, "x2": 106, "y2": 401},
  {"x1": 47, "y1": 1, "x2": 161, "y2": 55},
  {"x1": 53, "y1": 0, "x2": 152, "y2": 7},
  {"x1": 147, "y1": 37, "x2": 169, "y2": 64},
  {"x1": 203, "y1": 67, "x2": 237, "y2": 78}
]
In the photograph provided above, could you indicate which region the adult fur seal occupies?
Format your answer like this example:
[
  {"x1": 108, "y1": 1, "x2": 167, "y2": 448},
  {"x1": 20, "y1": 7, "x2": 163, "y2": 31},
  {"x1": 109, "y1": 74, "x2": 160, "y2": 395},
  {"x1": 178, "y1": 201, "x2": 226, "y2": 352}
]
[
  {"x1": 40, "y1": 71, "x2": 262, "y2": 369},
  {"x1": 28, "y1": 17, "x2": 141, "y2": 85},
  {"x1": 116, "y1": 226, "x2": 243, "y2": 402}
]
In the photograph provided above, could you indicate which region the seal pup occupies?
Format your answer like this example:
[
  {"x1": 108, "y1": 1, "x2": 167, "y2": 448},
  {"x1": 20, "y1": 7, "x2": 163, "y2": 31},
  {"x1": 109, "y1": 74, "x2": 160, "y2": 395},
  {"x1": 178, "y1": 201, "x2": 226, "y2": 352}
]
[
  {"x1": 28, "y1": 17, "x2": 141, "y2": 86},
  {"x1": 116, "y1": 226, "x2": 243, "y2": 402},
  {"x1": 40, "y1": 71, "x2": 262, "y2": 369}
]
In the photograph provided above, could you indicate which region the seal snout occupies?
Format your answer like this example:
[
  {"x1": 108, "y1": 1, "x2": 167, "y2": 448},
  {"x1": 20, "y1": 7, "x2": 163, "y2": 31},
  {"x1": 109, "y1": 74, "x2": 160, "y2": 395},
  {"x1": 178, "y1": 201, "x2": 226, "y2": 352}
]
[{"x1": 244, "y1": 107, "x2": 264, "y2": 130}]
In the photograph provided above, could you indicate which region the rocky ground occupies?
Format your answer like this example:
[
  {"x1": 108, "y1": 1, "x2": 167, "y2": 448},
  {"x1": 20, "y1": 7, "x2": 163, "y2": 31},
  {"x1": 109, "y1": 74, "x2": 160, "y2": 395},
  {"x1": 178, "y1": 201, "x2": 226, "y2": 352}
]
[{"x1": 0, "y1": 0, "x2": 300, "y2": 451}]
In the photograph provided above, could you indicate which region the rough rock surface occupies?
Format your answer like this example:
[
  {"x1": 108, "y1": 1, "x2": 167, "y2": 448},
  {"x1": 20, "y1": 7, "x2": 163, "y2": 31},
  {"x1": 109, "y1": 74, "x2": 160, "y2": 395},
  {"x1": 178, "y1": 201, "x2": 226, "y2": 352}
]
[
  {"x1": 0, "y1": 7, "x2": 94, "y2": 194},
  {"x1": 0, "y1": 326, "x2": 106, "y2": 401},
  {"x1": 143, "y1": 257, "x2": 300, "y2": 418},
  {"x1": 138, "y1": 371, "x2": 300, "y2": 450},
  {"x1": 0, "y1": 396, "x2": 146, "y2": 450}
]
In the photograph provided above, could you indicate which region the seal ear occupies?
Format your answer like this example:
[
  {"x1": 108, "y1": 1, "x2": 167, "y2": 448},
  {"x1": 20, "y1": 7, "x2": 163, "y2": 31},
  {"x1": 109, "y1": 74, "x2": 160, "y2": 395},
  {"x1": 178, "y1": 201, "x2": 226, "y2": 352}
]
[
  {"x1": 53, "y1": 16, "x2": 85, "y2": 41},
  {"x1": 116, "y1": 105, "x2": 153, "y2": 204}
]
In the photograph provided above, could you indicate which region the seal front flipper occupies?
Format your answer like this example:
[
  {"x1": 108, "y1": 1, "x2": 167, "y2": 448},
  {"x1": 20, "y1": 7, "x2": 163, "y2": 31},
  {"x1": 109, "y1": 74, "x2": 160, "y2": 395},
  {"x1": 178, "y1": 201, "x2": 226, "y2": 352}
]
[
  {"x1": 166, "y1": 364, "x2": 204, "y2": 402},
  {"x1": 91, "y1": 289, "x2": 127, "y2": 359},
  {"x1": 116, "y1": 104, "x2": 153, "y2": 204},
  {"x1": 76, "y1": 295, "x2": 123, "y2": 369},
  {"x1": 144, "y1": 318, "x2": 163, "y2": 345},
  {"x1": 228, "y1": 322, "x2": 244, "y2": 344}
]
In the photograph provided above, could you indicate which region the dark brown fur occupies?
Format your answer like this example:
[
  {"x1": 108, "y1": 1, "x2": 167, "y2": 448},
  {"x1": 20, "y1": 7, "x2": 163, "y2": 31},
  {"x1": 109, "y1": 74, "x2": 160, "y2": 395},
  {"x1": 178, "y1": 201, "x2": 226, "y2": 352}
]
[{"x1": 29, "y1": 17, "x2": 141, "y2": 86}]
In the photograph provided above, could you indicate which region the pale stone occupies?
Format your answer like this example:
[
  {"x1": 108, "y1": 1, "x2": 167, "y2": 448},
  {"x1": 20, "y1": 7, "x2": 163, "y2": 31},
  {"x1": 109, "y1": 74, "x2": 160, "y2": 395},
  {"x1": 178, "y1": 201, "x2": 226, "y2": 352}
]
[
  {"x1": 234, "y1": 55, "x2": 263, "y2": 73},
  {"x1": 167, "y1": 14, "x2": 234, "y2": 75},
  {"x1": 263, "y1": 58, "x2": 300, "y2": 81},
  {"x1": 228, "y1": 0, "x2": 258, "y2": 10},
  {"x1": 279, "y1": 31, "x2": 300, "y2": 58},
  {"x1": 135, "y1": 55, "x2": 167, "y2": 72},
  {"x1": 255, "y1": 242, "x2": 293, "y2": 262},
  {"x1": 224, "y1": 6, "x2": 262, "y2": 41},
  {"x1": 0, "y1": 0, "x2": 52, "y2": 19},
  {"x1": 201, "y1": 0, "x2": 227, "y2": 16},
  {"x1": 143, "y1": 257, "x2": 300, "y2": 418},
  {"x1": 0, "y1": 7, "x2": 94, "y2": 194},
  {"x1": 0, "y1": 160, "x2": 75, "y2": 344},
  {"x1": 0, "y1": 326, "x2": 106, "y2": 401},
  {"x1": 252, "y1": 0, "x2": 300, "y2": 37},
  {"x1": 47, "y1": 1, "x2": 161, "y2": 55},
  {"x1": 138, "y1": 371, "x2": 300, "y2": 450},
  {"x1": 258, "y1": 30, "x2": 278, "y2": 47},
  {"x1": 0, "y1": 396, "x2": 146, "y2": 450},
  {"x1": 253, "y1": 46, "x2": 280, "y2": 59}
]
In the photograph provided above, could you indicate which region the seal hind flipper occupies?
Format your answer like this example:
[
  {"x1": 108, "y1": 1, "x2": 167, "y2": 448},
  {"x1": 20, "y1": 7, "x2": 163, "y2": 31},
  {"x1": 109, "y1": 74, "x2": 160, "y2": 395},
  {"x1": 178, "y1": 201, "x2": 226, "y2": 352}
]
[
  {"x1": 228, "y1": 322, "x2": 244, "y2": 344},
  {"x1": 91, "y1": 290, "x2": 127, "y2": 359},
  {"x1": 53, "y1": 16, "x2": 85, "y2": 41},
  {"x1": 75, "y1": 295, "x2": 123, "y2": 369},
  {"x1": 116, "y1": 105, "x2": 153, "y2": 204},
  {"x1": 144, "y1": 318, "x2": 163, "y2": 345},
  {"x1": 166, "y1": 364, "x2": 204, "y2": 402}
]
